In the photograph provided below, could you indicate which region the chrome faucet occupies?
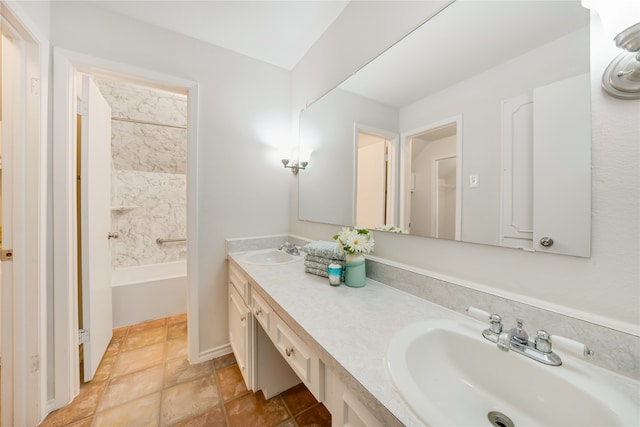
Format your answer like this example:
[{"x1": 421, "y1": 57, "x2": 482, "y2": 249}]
[
  {"x1": 466, "y1": 307, "x2": 593, "y2": 367},
  {"x1": 497, "y1": 319, "x2": 529, "y2": 351},
  {"x1": 279, "y1": 241, "x2": 300, "y2": 256}
]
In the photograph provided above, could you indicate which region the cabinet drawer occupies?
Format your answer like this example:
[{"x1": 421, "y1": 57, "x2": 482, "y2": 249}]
[
  {"x1": 229, "y1": 263, "x2": 250, "y2": 304},
  {"x1": 252, "y1": 291, "x2": 272, "y2": 335},
  {"x1": 274, "y1": 315, "x2": 321, "y2": 399}
]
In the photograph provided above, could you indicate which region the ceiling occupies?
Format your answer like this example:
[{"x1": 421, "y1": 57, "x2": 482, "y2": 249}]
[{"x1": 90, "y1": 0, "x2": 350, "y2": 70}]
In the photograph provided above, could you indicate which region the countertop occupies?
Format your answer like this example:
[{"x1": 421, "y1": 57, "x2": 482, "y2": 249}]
[
  {"x1": 227, "y1": 249, "x2": 640, "y2": 427},
  {"x1": 228, "y1": 250, "x2": 465, "y2": 427}
]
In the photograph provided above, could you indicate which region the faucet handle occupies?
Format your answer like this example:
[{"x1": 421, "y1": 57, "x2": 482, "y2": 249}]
[
  {"x1": 489, "y1": 314, "x2": 503, "y2": 334},
  {"x1": 551, "y1": 335, "x2": 594, "y2": 357},
  {"x1": 535, "y1": 330, "x2": 553, "y2": 353}
]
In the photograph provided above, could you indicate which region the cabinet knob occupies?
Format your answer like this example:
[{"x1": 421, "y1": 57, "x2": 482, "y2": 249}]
[
  {"x1": 255, "y1": 308, "x2": 262, "y2": 316},
  {"x1": 240, "y1": 315, "x2": 246, "y2": 322},
  {"x1": 540, "y1": 237, "x2": 554, "y2": 247},
  {"x1": 285, "y1": 347, "x2": 294, "y2": 357}
]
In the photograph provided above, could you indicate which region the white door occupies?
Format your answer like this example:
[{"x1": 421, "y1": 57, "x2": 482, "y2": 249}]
[
  {"x1": 79, "y1": 75, "x2": 113, "y2": 381},
  {"x1": 533, "y1": 73, "x2": 591, "y2": 257}
]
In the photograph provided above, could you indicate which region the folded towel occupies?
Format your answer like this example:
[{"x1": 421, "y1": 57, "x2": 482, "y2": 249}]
[
  {"x1": 305, "y1": 255, "x2": 345, "y2": 266},
  {"x1": 305, "y1": 266, "x2": 329, "y2": 278},
  {"x1": 304, "y1": 260, "x2": 334, "y2": 270},
  {"x1": 303, "y1": 241, "x2": 345, "y2": 260}
]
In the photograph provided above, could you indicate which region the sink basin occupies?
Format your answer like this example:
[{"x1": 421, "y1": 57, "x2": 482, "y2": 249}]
[
  {"x1": 387, "y1": 319, "x2": 639, "y2": 427},
  {"x1": 243, "y1": 249, "x2": 301, "y2": 265}
]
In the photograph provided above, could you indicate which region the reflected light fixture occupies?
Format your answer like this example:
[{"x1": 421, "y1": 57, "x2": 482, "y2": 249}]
[
  {"x1": 603, "y1": 22, "x2": 640, "y2": 99},
  {"x1": 583, "y1": 0, "x2": 640, "y2": 99},
  {"x1": 281, "y1": 159, "x2": 308, "y2": 175}
]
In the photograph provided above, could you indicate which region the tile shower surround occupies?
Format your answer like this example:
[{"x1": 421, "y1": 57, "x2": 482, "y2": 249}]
[
  {"x1": 227, "y1": 235, "x2": 640, "y2": 381},
  {"x1": 95, "y1": 78, "x2": 187, "y2": 269}
]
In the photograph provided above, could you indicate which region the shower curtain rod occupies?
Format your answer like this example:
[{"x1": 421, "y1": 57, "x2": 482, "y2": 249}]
[{"x1": 111, "y1": 116, "x2": 187, "y2": 130}]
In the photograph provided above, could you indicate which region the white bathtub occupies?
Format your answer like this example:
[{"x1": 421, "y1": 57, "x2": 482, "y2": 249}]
[{"x1": 112, "y1": 260, "x2": 187, "y2": 328}]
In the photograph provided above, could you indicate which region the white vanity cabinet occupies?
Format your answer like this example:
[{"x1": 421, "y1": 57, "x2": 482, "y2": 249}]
[
  {"x1": 325, "y1": 369, "x2": 383, "y2": 427},
  {"x1": 228, "y1": 259, "x2": 385, "y2": 427},
  {"x1": 228, "y1": 264, "x2": 252, "y2": 389}
]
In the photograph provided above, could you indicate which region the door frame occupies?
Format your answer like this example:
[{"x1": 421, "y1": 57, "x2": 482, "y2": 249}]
[
  {"x1": 400, "y1": 114, "x2": 463, "y2": 238},
  {"x1": 51, "y1": 48, "x2": 199, "y2": 410},
  {"x1": 0, "y1": 1, "x2": 49, "y2": 425}
]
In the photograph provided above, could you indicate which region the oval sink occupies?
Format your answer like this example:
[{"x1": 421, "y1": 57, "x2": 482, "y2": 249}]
[
  {"x1": 243, "y1": 249, "x2": 301, "y2": 265},
  {"x1": 386, "y1": 319, "x2": 639, "y2": 426}
]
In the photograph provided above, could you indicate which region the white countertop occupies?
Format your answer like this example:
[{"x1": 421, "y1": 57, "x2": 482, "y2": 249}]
[
  {"x1": 228, "y1": 250, "x2": 467, "y2": 427},
  {"x1": 228, "y1": 249, "x2": 640, "y2": 427}
]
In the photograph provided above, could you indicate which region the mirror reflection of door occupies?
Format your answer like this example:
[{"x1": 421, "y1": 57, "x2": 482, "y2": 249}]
[
  {"x1": 355, "y1": 129, "x2": 396, "y2": 230},
  {"x1": 406, "y1": 122, "x2": 459, "y2": 239}
]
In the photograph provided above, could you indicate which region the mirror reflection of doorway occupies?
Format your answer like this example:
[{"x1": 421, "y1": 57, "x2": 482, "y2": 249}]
[
  {"x1": 403, "y1": 119, "x2": 461, "y2": 239},
  {"x1": 355, "y1": 126, "x2": 398, "y2": 230}
]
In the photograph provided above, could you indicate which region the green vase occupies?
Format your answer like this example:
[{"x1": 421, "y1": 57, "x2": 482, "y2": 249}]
[{"x1": 344, "y1": 253, "x2": 366, "y2": 288}]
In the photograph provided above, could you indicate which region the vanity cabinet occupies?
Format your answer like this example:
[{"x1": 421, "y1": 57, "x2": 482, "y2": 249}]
[
  {"x1": 228, "y1": 259, "x2": 384, "y2": 427},
  {"x1": 228, "y1": 265, "x2": 252, "y2": 388}
]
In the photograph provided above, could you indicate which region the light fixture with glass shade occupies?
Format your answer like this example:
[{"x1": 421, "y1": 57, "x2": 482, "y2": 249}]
[
  {"x1": 281, "y1": 159, "x2": 308, "y2": 175},
  {"x1": 583, "y1": 0, "x2": 640, "y2": 99}
]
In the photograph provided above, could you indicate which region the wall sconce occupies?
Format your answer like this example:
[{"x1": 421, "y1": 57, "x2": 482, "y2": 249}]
[
  {"x1": 281, "y1": 159, "x2": 308, "y2": 175},
  {"x1": 583, "y1": 0, "x2": 640, "y2": 99},
  {"x1": 602, "y1": 22, "x2": 640, "y2": 99}
]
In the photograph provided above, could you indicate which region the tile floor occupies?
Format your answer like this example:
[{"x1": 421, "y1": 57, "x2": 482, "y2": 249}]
[{"x1": 39, "y1": 314, "x2": 331, "y2": 427}]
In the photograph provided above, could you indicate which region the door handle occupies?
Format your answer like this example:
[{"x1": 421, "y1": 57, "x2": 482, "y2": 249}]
[{"x1": 108, "y1": 231, "x2": 119, "y2": 239}]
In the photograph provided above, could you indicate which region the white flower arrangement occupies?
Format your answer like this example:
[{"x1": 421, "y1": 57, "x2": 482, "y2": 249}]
[
  {"x1": 374, "y1": 224, "x2": 405, "y2": 233},
  {"x1": 333, "y1": 227, "x2": 375, "y2": 255}
]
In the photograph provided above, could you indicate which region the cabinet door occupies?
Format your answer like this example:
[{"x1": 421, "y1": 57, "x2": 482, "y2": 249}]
[
  {"x1": 533, "y1": 73, "x2": 591, "y2": 257},
  {"x1": 228, "y1": 283, "x2": 251, "y2": 388}
]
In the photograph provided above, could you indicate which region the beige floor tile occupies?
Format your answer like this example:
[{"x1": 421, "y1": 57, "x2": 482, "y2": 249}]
[
  {"x1": 112, "y1": 342, "x2": 165, "y2": 378},
  {"x1": 164, "y1": 357, "x2": 214, "y2": 388},
  {"x1": 129, "y1": 318, "x2": 166, "y2": 334},
  {"x1": 212, "y1": 353, "x2": 236, "y2": 371},
  {"x1": 215, "y1": 365, "x2": 250, "y2": 402},
  {"x1": 92, "y1": 392, "x2": 161, "y2": 427},
  {"x1": 167, "y1": 322, "x2": 187, "y2": 341},
  {"x1": 165, "y1": 335, "x2": 188, "y2": 361},
  {"x1": 224, "y1": 392, "x2": 290, "y2": 427},
  {"x1": 40, "y1": 380, "x2": 107, "y2": 426},
  {"x1": 160, "y1": 374, "x2": 220, "y2": 426},
  {"x1": 167, "y1": 313, "x2": 187, "y2": 325},
  {"x1": 173, "y1": 406, "x2": 226, "y2": 427},
  {"x1": 124, "y1": 326, "x2": 167, "y2": 351},
  {"x1": 99, "y1": 364, "x2": 165, "y2": 412}
]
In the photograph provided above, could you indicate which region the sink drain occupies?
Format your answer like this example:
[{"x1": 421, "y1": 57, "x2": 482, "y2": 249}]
[{"x1": 487, "y1": 411, "x2": 515, "y2": 427}]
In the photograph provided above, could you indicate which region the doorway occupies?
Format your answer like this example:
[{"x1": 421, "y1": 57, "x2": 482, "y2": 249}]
[
  {"x1": 354, "y1": 124, "x2": 398, "y2": 230},
  {"x1": 0, "y1": 4, "x2": 47, "y2": 425},
  {"x1": 52, "y1": 49, "x2": 199, "y2": 412},
  {"x1": 401, "y1": 116, "x2": 462, "y2": 239}
]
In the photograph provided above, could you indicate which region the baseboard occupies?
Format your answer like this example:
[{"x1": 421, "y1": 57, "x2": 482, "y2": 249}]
[{"x1": 199, "y1": 343, "x2": 232, "y2": 362}]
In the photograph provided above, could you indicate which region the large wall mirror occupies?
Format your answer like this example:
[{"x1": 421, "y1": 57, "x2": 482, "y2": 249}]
[{"x1": 299, "y1": 0, "x2": 592, "y2": 257}]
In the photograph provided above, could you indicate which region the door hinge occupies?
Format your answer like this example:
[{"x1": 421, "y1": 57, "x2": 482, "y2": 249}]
[
  {"x1": 0, "y1": 249, "x2": 13, "y2": 262},
  {"x1": 78, "y1": 329, "x2": 90, "y2": 345},
  {"x1": 77, "y1": 99, "x2": 88, "y2": 116},
  {"x1": 31, "y1": 78, "x2": 41, "y2": 96}
]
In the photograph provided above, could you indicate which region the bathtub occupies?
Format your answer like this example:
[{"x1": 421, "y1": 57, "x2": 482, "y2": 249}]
[{"x1": 112, "y1": 260, "x2": 187, "y2": 328}]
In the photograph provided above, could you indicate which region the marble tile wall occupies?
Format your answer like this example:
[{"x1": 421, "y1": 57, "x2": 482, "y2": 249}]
[{"x1": 96, "y1": 78, "x2": 188, "y2": 268}]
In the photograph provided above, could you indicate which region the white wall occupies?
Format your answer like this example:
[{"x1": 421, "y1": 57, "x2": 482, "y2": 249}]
[
  {"x1": 291, "y1": 5, "x2": 640, "y2": 334},
  {"x1": 50, "y1": 1, "x2": 292, "y2": 354}
]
